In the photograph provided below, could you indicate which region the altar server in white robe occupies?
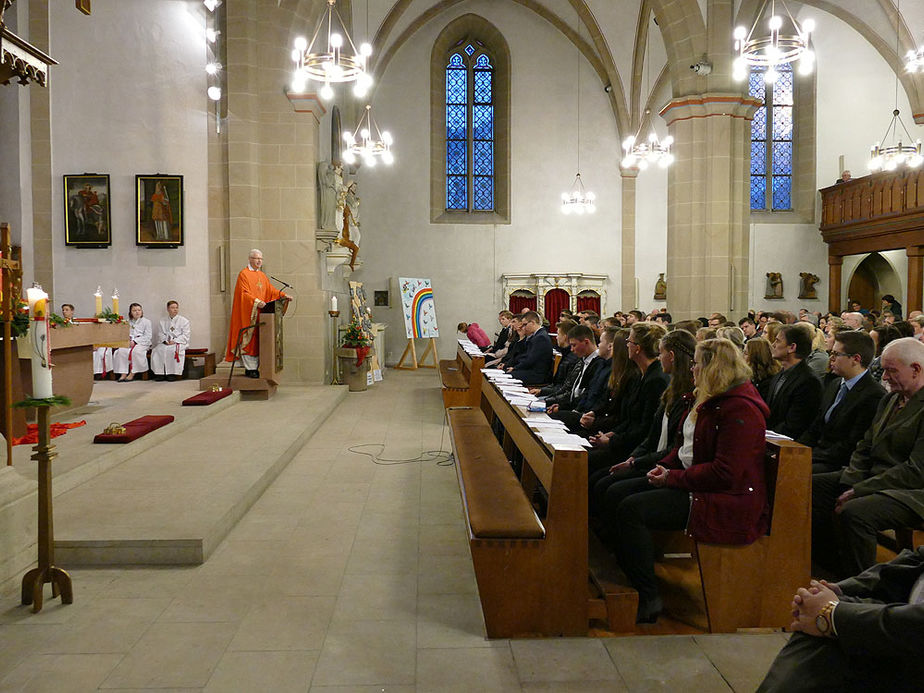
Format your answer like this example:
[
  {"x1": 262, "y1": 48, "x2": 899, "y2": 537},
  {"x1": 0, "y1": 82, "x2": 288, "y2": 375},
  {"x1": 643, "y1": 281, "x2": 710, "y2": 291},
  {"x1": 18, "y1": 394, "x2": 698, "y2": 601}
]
[
  {"x1": 113, "y1": 303, "x2": 153, "y2": 382},
  {"x1": 93, "y1": 347, "x2": 112, "y2": 378},
  {"x1": 151, "y1": 300, "x2": 191, "y2": 381}
]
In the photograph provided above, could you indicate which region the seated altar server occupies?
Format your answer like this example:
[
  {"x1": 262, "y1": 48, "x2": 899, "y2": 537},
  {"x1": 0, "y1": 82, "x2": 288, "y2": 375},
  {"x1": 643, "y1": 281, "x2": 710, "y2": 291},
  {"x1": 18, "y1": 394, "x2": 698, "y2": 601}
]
[
  {"x1": 93, "y1": 347, "x2": 112, "y2": 379},
  {"x1": 113, "y1": 303, "x2": 153, "y2": 382},
  {"x1": 151, "y1": 300, "x2": 191, "y2": 381}
]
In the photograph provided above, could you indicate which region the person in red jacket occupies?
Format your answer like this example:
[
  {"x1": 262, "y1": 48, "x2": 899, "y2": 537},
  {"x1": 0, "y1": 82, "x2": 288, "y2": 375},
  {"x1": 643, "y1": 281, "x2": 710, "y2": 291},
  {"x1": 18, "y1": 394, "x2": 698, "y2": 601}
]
[
  {"x1": 610, "y1": 338, "x2": 770, "y2": 622},
  {"x1": 457, "y1": 321, "x2": 491, "y2": 349}
]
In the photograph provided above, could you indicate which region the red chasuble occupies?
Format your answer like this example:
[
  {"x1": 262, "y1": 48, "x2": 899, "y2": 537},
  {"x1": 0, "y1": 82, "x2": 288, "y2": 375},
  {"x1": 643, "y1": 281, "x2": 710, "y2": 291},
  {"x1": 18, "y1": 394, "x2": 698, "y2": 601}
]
[{"x1": 224, "y1": 267, "x2": 283, "y2": 361}]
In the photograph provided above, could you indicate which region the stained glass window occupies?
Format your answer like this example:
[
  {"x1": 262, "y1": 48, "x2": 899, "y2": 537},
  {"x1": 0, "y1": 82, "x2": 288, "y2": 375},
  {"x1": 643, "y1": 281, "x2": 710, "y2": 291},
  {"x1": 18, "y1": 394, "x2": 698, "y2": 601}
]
[
  {"x1": 445, "y1": 44, "x2": 495, "y2": 212},
  {"x1": 749, "y1": 64, "x2": 794, "y2": 211}
]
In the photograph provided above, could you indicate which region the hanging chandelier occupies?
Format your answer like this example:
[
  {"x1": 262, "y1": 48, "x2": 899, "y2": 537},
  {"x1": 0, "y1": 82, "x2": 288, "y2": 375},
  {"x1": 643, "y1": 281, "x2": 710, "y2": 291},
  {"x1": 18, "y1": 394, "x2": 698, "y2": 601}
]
[
  {"x1": 560, "y1": 10, "x2": 595, "y2": 215},
  {"x1": 290, "y1": 0, "x2": 372, "y2": 100},
  {"x1": 343, "y1": 105, "x2": 394, "y2": 167},
  {"x1": 732, "y1": 0, "x2": 815, "y2": 83},
  {"x1": 561, "y1": 174, "x2": 596, "y2": 215},
  {"x1": 621, "y1": 110, "x2": 674, "y2": 170},
  {"x1": 870, "y1": 1, "x2": 922, "y2": 171}
]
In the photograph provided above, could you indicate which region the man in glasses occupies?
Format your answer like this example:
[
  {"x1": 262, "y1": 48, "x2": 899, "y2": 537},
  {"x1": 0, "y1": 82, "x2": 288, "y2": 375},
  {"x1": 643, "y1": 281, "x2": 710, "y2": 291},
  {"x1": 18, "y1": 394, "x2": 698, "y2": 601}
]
[{"x1": 797, "y1": 330, "x2": 885, "y2": 474}]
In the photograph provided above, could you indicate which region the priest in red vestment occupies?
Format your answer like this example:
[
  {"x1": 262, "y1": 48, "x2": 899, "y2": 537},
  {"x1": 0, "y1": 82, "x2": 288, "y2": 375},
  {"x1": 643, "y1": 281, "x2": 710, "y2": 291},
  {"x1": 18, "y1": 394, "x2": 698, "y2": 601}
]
[{"x1": 225, "y1": 248, "x2": 288, "y2": 377}]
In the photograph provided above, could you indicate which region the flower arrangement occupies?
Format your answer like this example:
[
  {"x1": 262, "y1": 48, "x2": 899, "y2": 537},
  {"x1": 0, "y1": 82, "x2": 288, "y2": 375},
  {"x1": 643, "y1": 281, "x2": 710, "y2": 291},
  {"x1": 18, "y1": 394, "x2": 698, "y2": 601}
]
[
  {"x1": 48, "y1": 312, "x2": 73, "y2": 328},
  {"x1": 0, "y1": 299, "x2": 30, "y2": 338},
  {"x1": 340, "y1": 319, "x2": 371, "y2": 347},
  {"x1": 96, "y1": 307, "x2": 124, "y2": 324}
]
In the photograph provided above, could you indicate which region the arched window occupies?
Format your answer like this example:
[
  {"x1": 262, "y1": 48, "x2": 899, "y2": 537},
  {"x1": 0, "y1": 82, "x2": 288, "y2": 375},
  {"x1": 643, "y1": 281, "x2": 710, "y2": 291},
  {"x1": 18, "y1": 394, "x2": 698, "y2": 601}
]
[
  {"x1": 446, "y1": 47, "x2": 495, "y2": 211},
  {"x1": 749, "y1": 64, "x2": 793, "y2": 211},
  {"x1": 430, "y1": 15, "x2": 510, "y2": 224}
]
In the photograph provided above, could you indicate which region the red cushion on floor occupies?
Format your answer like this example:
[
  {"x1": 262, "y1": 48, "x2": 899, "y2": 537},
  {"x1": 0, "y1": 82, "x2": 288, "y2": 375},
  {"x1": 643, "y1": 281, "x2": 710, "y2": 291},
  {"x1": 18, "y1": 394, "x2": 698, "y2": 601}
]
[
  {"x1": 183, "y1": 389, "x2": 233, "y2": 406},
  {"x1": 186, "y1": 347, "x2": 209, "y2": 355},
  {"x1": 93, "y1": 415, "x2": 174, "y2": 444}
]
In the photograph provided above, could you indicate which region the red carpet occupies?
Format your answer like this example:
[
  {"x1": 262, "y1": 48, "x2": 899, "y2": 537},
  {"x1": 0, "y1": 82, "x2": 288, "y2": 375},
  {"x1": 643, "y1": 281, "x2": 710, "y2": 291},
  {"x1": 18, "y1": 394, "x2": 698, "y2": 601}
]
[{"x1": 12, "y1": 420, "x2": 87, "y2": 446}]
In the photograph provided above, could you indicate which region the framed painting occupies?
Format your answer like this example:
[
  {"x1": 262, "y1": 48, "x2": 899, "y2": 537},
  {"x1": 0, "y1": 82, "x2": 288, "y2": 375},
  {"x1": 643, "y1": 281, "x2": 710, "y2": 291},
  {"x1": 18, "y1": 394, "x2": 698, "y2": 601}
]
[
  {"x1": 64, "y1": 174, "x2": 111, "y2": 247},
  {"x1": 136, "y1": 174, "x2": 183, "y2": 246}
]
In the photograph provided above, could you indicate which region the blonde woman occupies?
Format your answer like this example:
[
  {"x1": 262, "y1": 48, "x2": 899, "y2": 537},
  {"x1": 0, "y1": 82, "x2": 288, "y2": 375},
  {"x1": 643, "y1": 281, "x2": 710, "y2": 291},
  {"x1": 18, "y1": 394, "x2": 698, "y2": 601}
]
[{"x1": 607, "y1": 338, "x2": 770, "y2": 623}]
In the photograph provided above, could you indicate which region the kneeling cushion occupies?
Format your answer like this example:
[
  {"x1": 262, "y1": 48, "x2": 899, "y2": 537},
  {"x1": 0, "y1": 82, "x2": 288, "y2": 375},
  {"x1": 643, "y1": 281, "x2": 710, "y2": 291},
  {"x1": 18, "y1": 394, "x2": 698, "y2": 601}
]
[
  {"x1": 93, "y1": 415, "x2": 174, "y2": 444},
  {"x1": 183, "y1": 389, "x2": 233, "y2": 406}
]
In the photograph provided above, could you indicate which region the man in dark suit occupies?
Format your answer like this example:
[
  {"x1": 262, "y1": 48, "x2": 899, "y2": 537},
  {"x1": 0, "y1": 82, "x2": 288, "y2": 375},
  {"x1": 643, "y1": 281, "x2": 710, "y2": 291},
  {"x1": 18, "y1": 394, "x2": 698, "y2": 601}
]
[
  {"x1": 549, "y1": 325, "x2": 613, "y2": 430},
  {"x1": 812, "y1": 337, "x2": 924, "y2": 577},
  {"x1": 765, "y1": 323, "x2": 823, "y2": 438},
  {"x1": 509, "y1": 310, "x2": 553, "y2": 385},
  {"x1": 797, "y1": 330, "x2": 886, "y2": 473},
  {"x1": 758, "y1": 547, "x2": 924, "y2": 691}
]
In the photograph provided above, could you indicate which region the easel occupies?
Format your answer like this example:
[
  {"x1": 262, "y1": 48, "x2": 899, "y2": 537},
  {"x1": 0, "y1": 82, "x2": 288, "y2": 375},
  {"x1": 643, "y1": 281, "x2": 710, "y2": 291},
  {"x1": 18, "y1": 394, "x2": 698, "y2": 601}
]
[
  {"x1": 395, "y1": 337, "x2": 438, "y2": 370},
  {"x1": 1, "y1": 223, "x2": 22, "y2": 466}
]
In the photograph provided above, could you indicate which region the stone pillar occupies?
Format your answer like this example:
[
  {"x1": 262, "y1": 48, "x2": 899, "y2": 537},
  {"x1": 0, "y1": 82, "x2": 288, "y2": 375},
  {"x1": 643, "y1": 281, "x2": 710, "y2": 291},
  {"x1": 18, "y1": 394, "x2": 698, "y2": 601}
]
[
  {"x1": 29, "y1": 0, "x2": 52, "y2": 293},
  {"x1": 659, "y1": 93, "x2": 760, "y2": 321},
  {"x1": 828, "y1": 255, "x2": 842, "y2": 315},
  {"x1": 620, "y1": 170, "x2": 638, "y2": 310},
  {"x1": 907, "y1": 246, "x2": 924, "y2": 314}
]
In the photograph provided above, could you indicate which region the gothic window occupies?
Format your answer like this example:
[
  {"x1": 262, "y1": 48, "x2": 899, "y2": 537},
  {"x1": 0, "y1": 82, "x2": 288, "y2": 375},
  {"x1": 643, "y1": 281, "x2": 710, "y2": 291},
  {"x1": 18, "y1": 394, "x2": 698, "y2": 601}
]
[
  {"x1": 445, "y1": 45, "x2": 495, "y2": 211},
  {"x1": 749, "y1": 64, "x2": 794, "y2": 211}
]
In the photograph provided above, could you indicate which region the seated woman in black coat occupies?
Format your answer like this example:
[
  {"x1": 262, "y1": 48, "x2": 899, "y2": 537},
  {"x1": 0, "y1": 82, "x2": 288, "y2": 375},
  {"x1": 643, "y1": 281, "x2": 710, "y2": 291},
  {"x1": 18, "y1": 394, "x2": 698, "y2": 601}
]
[
  {"x1": 744, "y1": 337, "x2": 780, "y2": 402},
  {"x1": 586, "y1": 322, "x2": 669, "y2": 472},
  {"x1": 590, "y1": 329, "x2": 697, "y2": 518}
]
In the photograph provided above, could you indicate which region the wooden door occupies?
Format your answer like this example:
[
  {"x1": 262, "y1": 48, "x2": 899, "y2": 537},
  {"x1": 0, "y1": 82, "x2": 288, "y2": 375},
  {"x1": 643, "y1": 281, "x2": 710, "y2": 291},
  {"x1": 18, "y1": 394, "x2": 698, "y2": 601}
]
[{"x1": 847, "y1": 263, "x2": 877, "y2": 312}]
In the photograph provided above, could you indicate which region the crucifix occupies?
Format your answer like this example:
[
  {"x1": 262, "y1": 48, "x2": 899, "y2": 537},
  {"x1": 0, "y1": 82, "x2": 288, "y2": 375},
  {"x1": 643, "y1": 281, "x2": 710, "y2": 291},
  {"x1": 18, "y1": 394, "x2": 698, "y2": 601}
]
[{"x1": 1, "y1": 222, "x2": 22, "y2": 465}]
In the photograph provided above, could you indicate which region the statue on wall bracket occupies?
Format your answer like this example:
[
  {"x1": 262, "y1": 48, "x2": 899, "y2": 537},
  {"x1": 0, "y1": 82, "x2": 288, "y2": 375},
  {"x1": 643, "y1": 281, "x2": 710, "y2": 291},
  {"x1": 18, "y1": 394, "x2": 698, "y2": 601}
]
[
  {"x1": 798, "y1": 272, "x2": 820, "y2": 299},
  {"x1": 765, "y1": 272, "x2": 784, "y2": 299},
  {"x1": 653, "y1": 273, "x2": 667, "y2": 301}
]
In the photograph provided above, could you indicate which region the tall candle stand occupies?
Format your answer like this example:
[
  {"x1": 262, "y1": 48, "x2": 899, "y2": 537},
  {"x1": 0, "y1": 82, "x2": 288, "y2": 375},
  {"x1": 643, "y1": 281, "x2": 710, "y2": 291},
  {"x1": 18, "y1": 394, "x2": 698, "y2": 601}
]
[
  {"x1": 20, "y1": 403, "x2": 72, "y2": 612},
  {"x1": 329, "y1": 309, "x2": 341, "y2": 385}
]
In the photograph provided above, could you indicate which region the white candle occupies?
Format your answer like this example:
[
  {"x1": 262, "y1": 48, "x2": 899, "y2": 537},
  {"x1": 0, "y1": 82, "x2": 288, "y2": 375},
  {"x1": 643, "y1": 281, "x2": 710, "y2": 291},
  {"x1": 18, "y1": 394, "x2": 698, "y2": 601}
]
[
  {"x1": 26, "y1": 287, "x2": 53, "y2": 398},
  {"x1": 112, "y1": 288, "x2": 119, "y2": 315},
  {"x1": 331, "y1": 295, "x2": 338, "y2": 312},
  {"x1": 94, "y1": 286, "x2": 103, "y2": 316}
]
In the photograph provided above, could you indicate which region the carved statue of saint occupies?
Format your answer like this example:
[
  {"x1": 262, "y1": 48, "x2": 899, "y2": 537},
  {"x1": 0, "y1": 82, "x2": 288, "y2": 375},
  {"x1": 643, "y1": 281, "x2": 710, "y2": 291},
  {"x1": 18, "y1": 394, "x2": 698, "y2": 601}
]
[
  {"x1": 654, "y1": 273, "x2": 667, "y2": 301},
  {"x1": 765, "y1": 272, "x2": 784, "y2": 299},
  {"x1": 317, "y1": 161, "x2": 343, "y2": 231},
  {"x1": 799, "y1": 272, "x2": 820, "y2": 299},
  {"x1": 336, "y1": 181, "x2": 361, "y2": 271}
]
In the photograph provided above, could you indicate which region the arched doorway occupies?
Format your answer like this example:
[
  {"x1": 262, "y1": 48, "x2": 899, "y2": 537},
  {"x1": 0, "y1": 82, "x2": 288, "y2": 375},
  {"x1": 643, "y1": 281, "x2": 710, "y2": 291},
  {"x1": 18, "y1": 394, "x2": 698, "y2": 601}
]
[{"x1": 846, "y1": 253, "x2": 902, "y2": 313}]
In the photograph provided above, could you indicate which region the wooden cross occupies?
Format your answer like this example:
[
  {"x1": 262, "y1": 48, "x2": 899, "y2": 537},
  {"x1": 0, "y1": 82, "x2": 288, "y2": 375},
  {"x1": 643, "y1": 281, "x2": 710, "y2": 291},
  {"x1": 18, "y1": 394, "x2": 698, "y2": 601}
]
[
  {"x1": 76, "y1": 0, "x2": 90, "y2": 15},
  {"x1": 1, "y1": 222, "x2": 22, "y2": 465}
]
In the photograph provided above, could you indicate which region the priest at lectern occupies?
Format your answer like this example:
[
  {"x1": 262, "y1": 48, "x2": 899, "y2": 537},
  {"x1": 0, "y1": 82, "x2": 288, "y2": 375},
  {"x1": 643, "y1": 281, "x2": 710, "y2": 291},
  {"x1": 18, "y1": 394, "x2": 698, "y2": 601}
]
[{"x1": 225, "y1": 248, "x2": 289, "y2": 378}]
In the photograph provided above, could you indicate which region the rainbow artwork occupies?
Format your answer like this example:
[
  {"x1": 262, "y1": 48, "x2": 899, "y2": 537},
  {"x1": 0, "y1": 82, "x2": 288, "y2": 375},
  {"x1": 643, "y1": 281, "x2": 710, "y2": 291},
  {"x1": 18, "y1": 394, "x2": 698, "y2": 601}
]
[{"x1": 399, "y1": 277, "x2": 439, "y2": 339}]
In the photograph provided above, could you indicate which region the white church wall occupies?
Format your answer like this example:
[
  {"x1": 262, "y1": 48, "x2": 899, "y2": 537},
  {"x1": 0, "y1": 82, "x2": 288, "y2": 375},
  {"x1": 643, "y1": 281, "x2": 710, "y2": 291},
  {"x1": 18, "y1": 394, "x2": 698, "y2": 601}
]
[
  {"x1": 357, "y1": 0, "x2": 623, "y2": 362},
  {"x1": 48, "y1": 1, "x2": 210, "y2": 343},
  {"x1": 747, "y1": 6, "x2": 923, "y2": 315},
  {"x1": 634, "y1": 166, "x2": 668, "y2": 312}
]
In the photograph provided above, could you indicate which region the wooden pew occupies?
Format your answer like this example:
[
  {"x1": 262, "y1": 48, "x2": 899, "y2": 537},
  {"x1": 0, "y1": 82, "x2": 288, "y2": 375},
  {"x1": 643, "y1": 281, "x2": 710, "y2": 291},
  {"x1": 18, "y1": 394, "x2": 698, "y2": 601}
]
[
  {"x1": 461, "y1": 374, "x2": 812, "y2": 635},
  {"x1": 439, "y1": 342, "x2": 483, "y2": 408}
]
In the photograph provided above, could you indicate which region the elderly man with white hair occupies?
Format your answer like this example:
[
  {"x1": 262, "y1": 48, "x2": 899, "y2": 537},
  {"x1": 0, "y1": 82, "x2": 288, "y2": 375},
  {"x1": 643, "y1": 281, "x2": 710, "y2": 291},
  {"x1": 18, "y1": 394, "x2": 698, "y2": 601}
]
[
  {"x1": 812, "y1": 337, "x2": 924, "y2": 577},
  {"x1": 840, "y1": 311, "x2": 865, "y2": 330}
]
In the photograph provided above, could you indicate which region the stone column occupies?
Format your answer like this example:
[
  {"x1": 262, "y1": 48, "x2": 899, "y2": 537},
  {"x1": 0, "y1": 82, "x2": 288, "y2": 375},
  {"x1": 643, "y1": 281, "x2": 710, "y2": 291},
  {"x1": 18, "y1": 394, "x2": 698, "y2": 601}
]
[
  {"x1": 29, "y1": 0, "x2": 52, "y2": 293},
  {"x1": 907, "y1": 246, "x2": 924, "y2": 314},
  {"x1": 620, "y1": 170, "x2": 638, "y2": 310},
  {"x1": 659, "y1": 93, "x2": 760, "y2": 321},
  {"x1": 827, "y1": 255, "x2": 842, "y2": 315}
]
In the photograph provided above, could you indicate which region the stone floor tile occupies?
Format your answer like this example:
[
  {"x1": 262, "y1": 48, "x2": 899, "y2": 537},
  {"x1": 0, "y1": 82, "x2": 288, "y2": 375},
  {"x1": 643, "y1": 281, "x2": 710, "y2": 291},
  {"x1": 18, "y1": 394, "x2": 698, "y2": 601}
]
[
  {"x1": 204, "y1": 649, "x2": 318, "y2": 692},
  {"x1": 196, "y1": 540, "x2": 289, "y2": 577},
  {"x1": 330, "y1": 572, "x2": 417, "y2": 624},
  {"x1": 521, "y1": 680, "x2": 629, "y2": 692},
  {"x1": 310, "y1": 686, "x2": 414, "y2": 693},
  {"x1": 101, "y1": 566, "x2": 200, "y2": 600},
  {"x1": 312, "y1": 620, "x2": 416, "y2": 686},
  {"x1": 418, "y1": 523, "x2": 470, "y2": 557},
  {"x1": 227, "y1": 513, "x2": 300, "y2": 542},
  {"x1": 604, "y1": 635, "x2": 731, "y2": 692},
  {"x1": 417, "y1": 555, "x2": 477, "y2": 595},
  {"x1": 99, "y1": 621, "x2": 237, "y2": 688},
  {"x1": 263, "y1": 551, "x2": 350, "y2": 597},
  {"x1": 0, "y1": 653, "x2": 123, "y2": 692},
  {"x1": 694, "y1": 633, "x2": 785, "y2": 692},
  {"x1": 511, "y1": 638, "x2": 621, "y2": 682},
  {"x1": 158, "y1": 575, "x2": 264, "y2": 623},
  {"x1": 38, "y1": 597, "x2": 171, "y2": 654},
  {"x1": 416, "y1": 646, "x2": 521, "y2": 691},
  {"x1": 227, "y1": 595, "x2": 336, "y2": 651},
  {"x1": 416, "y1": 593, "x2": 491, "y2": 648},
  {"x1": 346, "y1": 538, "x2": 419, "y2": 576}
]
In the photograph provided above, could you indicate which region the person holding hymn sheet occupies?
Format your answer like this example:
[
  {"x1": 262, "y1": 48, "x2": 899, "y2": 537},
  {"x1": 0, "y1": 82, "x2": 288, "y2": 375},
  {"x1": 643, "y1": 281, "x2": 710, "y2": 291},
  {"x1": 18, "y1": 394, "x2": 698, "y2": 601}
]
[
  {"x1": 113, "y1": 303, "x2": 153, "y2": 382},
  {"x1": 151, "y1": 300, "x2": 191, "y2": 381},
  {"x1": 224, "y1": 248, "x2": 289, "y2": 378}
]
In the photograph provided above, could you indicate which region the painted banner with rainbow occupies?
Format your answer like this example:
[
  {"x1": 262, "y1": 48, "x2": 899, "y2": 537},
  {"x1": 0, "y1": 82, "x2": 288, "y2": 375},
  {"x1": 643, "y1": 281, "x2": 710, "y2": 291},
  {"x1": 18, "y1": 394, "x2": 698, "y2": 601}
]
[{"x1": 399, "y1": 277, "x2": 439, "y2": 339}]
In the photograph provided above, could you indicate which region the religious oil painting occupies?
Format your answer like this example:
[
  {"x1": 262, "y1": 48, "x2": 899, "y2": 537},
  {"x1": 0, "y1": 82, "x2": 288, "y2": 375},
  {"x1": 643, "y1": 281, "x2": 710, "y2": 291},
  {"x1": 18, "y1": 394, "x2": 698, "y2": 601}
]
[
  {"x1": 399, "y1": 277, "x2": 440, "y2": 339},
  {"x1": 63, "y1": 174, "x2": 111, "y2": 247},
  {"x1": 136, "y1": 175, "x2": 184, "y2": 246}
]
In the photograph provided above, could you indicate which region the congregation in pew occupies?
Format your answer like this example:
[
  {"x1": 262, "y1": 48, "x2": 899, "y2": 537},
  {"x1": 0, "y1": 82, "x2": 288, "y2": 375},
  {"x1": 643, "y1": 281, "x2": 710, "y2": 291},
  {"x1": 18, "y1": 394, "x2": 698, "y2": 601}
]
[{"x1": 444, "y1": 299, "x2": 924, "y2": 658}]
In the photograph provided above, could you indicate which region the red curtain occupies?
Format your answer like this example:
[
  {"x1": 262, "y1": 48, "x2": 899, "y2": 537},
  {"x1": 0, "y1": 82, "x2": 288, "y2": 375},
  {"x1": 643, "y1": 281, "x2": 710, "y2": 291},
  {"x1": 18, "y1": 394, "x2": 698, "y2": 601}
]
[
  {"x1": 509, "y1": 293, "x2": 537, "y2": 314},
  {"x1": 544, "y1": 289, "x2": 570, "y2": 328},
  {"x1": 576, "y1": 293, "x2": 601, "y2": 314}
]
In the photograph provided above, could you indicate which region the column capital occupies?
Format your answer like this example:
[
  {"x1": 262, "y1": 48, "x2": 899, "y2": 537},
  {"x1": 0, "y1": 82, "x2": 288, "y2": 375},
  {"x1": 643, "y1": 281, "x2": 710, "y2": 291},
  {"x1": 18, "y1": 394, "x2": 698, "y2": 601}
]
[
  {"x1": 659, "y1": 93, "x2": 761, "y2": 127},
  {"x1": 907, "y1": 245, "x2": 924, "y2": 257},
  {"x1": 285, "y1": 91, "x2": 327, "y2": 124},
  {"x1": 828, "y1": 254, "x2": 844, "y2": 266},
  {"x1": 619, "y1": 167, "x2": 639, "y2": 180}
]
